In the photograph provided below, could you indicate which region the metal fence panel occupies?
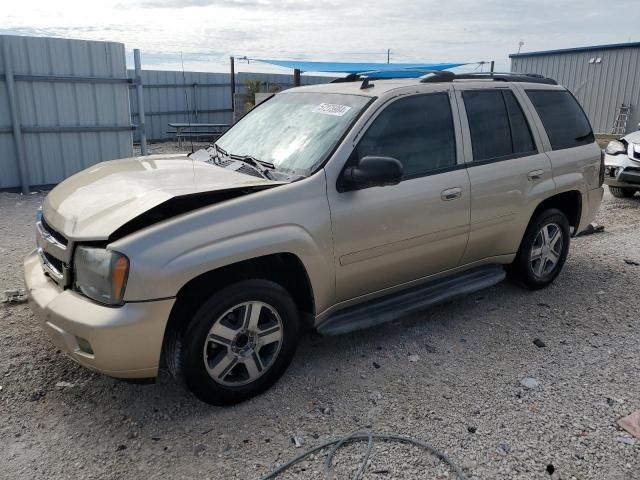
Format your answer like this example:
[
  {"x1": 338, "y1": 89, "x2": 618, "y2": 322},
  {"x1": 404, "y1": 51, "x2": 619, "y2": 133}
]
[
  {"x1": 129, "y1": 70, "x2": 334, "y2": 141},
  {"x1": 0, "y1": 35, "x2": 133, "y2": 190}
]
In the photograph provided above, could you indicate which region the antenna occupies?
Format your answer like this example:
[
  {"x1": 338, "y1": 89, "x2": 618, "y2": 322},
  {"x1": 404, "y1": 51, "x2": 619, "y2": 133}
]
[{"x1": 180, "y1": 51, "x2": 195, "y2": 155}]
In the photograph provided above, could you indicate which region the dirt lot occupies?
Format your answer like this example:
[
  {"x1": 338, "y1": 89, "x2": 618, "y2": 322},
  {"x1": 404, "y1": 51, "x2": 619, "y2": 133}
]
[{"x1": 1, "y1": 186, "x2": 639, "y2": 480}]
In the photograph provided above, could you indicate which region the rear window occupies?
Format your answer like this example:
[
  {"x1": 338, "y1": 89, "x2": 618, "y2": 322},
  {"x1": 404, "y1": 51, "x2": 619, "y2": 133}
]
[{"x1": 526, "y1": 90, "x2": 594, "y2": 150}]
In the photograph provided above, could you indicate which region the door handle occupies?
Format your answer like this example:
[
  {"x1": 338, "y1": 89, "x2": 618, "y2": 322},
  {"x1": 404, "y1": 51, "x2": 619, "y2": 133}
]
[
  {"x1": 527, "y1": 169, "x2": 545, "y2": 181},
  {"x1": 441, "y1": 187, "x2": 463, "y2": 201}
]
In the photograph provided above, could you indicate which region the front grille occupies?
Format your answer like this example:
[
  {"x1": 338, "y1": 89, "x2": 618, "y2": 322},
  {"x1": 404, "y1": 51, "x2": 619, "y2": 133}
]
[
  {"x1": 41, "y1": 217, "x2": 68, "y2": 246},
  {"x1": 36, "y1": 214, "x2": 72, "y2": 288},
  {"x1": 43, "y1": 251, "x2": 64, "y2": 273}
]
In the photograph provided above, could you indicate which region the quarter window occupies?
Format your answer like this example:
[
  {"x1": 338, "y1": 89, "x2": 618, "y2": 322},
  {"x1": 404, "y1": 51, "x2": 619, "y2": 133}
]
[
  {"x1": 463, "y1": 89, "x2": 537, "y2": 162},
  {"x1": 526, "y1": 90, "x2": 594, "y2": 150},
  {"x1": 353, "y1": 93, "x2": 457, "y2": 178}
]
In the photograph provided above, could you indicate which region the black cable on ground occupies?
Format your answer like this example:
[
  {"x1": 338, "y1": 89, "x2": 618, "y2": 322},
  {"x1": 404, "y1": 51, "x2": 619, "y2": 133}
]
[{"x1": 259, "y1": 431, "x2": 467, "y2": 480}]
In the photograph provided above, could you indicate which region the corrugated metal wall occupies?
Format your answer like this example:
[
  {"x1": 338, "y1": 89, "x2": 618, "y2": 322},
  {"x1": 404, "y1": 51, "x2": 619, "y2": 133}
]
[
  {"x1": 129, "y1": 70, "x2": 335, "y2": 141},
  {"x1": 0, "y1": 35, "x2": 133, "y2": 190},
  {"x1": 511, "y1": 46, "x2": 640, "y2": 134},
  {"x1": 128, "y1": 70, "x2": 231, "y2": 142}
]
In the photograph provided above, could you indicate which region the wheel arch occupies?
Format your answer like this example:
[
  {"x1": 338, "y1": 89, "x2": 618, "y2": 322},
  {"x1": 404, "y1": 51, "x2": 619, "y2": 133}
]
[
  {"x1": 161, "y1": 252, "x2": 315, "y2": 363},
  {"x1": 514, "y1": 190, "x2": 582, "y2": 256},
  {"x1": 531, "y1": 190, "x2": 582, "y2": 232}
]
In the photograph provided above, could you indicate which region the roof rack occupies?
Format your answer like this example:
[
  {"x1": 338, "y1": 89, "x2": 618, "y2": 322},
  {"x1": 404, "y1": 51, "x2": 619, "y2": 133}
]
[
  {"x1": 419, "y1": 71, "x2": 557, "y2": 85},
  {"x1": 329, "y1": 69, "x2": 458, "y2": 90}
]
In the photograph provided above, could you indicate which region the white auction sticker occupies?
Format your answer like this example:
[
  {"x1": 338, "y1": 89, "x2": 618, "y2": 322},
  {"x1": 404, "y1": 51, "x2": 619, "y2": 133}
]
[{"x1": 312, "y1": 103, "x2": 352, "y2": 116}]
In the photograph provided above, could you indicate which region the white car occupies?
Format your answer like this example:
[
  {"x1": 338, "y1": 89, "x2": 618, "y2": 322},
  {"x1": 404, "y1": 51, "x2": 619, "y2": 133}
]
[{"x1": 603, "y1": 130, "x2": 640, "y2": 198}]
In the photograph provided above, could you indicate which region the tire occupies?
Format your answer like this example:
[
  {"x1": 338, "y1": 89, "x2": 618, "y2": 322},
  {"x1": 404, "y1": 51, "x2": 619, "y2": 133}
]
[
  {"x1": 507, "y1": 208, "x2": 570, "y2": 290},
  {"x1": 167, "y1": 279, "x2": 300, "y2": 405},
  {"x1": 609, "y1": 186, "x2": 637, "y2": 198}
]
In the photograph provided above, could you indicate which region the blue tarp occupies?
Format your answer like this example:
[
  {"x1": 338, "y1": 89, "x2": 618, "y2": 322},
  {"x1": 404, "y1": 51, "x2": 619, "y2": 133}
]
[{"x1": 255, "y1": 60, "x2": 467, "y2": 78}]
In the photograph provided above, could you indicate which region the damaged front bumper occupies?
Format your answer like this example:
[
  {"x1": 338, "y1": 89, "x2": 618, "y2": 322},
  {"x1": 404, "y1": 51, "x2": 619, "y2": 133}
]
[
  {"x1": 24, "y1": 249, "x2": 175, "y2": 378},
  {"x1": 604, "y1": 147, "x2": 640, "y2": 189}
]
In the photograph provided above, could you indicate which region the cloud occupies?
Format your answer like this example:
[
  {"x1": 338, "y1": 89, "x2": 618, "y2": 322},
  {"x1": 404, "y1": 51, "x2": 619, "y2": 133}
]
[
  {"x1": 122, "y1": 0, "x2": 337, "y2": 10},
  {"x1": 3, "y1": 0, "x2": 639, "y2": 74}
]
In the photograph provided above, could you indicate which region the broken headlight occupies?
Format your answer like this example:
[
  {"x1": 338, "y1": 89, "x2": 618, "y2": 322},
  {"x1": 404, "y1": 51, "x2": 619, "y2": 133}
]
[{"x1": 605, "y1": 140, "x2": 626, "y2": 156}]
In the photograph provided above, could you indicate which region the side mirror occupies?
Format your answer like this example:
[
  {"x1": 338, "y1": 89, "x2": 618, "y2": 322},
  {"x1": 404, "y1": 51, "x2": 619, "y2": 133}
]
[{"x1": 342, "y1": 156, "x2": 403, "y2": 190}]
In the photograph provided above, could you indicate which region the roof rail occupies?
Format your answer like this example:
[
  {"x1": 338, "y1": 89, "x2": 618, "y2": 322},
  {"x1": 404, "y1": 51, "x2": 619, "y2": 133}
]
[
  {"x1": 330, "y1": 69, "x2": 456, "y2": 84},
  {"x1": 420, "y1": 71, "x2": 557, "y2": 85}
]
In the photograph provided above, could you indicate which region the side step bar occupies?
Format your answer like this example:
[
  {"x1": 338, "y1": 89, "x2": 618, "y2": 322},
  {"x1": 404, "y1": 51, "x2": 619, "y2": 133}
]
[{"x1": 317, "y1": 265, "x2": 506, "y2": 336}]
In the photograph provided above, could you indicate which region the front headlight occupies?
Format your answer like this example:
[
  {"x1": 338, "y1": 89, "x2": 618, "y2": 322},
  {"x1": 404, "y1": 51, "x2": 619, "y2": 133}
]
[
  {"x1": 74, "y1": 247, "x2": 129, "y2": 305},
  {"x1": 605, "y1": 140, "x2": 626, "y2": 156}
]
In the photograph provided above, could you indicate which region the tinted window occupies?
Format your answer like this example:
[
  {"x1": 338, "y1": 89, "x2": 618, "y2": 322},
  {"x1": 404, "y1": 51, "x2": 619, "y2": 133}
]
[
  {"x1": 526, "y1": 90, "x2": 594, "y2": 150},
  {"x1": 354, "y1": 93, "x2": 456, "y2": 177},
  {"x1": 464, "y1": 90, "x2": 512, "y2": 161},
  {"x1": 504, "y1": 91, "x2": 536, "y2": 154},
  {"x1": 463, "y1": 90, "x2": 536, "y2": 162}
]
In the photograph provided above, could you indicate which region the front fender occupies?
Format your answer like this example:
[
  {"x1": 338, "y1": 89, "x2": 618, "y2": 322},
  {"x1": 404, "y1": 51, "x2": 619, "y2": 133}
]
[{"x1": 112, "y1": 174, "x2": 335, "y2": 313}]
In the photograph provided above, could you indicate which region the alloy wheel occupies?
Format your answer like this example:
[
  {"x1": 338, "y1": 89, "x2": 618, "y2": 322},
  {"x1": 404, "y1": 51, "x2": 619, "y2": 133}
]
[
  {"x1": 203, "y1": 301, "x2": 283, "y2": 386},
  {"x1": 530, "y1": 222, "x2": 564, "y2": 279}
]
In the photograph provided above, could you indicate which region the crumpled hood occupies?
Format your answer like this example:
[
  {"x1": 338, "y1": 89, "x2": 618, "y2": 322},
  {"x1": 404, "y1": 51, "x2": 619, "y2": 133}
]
[{"x1": 43, "y1": 154, "x2": 282, "y2": 241}]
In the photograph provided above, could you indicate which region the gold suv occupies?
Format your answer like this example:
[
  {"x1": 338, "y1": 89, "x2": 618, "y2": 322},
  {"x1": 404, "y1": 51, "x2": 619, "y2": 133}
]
[{"x1": 24, "y1": 73, "x2": 604, "y2": 405}]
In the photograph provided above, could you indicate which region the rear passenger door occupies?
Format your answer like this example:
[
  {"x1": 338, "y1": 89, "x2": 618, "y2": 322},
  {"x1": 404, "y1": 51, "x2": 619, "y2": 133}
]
[{"x1": 455, "y1": 86, "x2": 555, "y2": 264}]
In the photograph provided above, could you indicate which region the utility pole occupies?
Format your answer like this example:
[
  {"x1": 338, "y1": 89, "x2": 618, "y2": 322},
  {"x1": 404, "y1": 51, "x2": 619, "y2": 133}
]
[
  {"x1": 133, "y1": 49, "x2": 147, "y2": 156},
  {"x1": 387, "y1": 48, "x2": 391, "y2": 64},
  {"x1": 230, "y1": 56, "x2": 235, "y2": 112}
]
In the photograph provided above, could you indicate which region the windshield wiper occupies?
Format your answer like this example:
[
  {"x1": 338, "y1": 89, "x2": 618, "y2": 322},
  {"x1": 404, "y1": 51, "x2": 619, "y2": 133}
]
[
  {"x1": 229, "y1": 153, "x2": 275, "y2": 179},
  {"x1": 210, "y1": 144, "x2": 275, "y2": 179}
]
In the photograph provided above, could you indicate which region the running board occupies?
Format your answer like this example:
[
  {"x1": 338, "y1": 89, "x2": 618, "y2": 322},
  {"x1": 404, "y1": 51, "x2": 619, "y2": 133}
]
[{"x1": 317, "y1": 265, "x2": 506, "y2": 336}]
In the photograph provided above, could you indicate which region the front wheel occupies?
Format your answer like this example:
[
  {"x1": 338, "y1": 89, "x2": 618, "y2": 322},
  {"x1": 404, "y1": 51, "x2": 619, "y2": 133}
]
[
  {"x1": 507, "y1": 208, "x2": 570, "y2": 290},
  {"x1": 168, "y1": 279, "x2": 300, "y2": 405}
]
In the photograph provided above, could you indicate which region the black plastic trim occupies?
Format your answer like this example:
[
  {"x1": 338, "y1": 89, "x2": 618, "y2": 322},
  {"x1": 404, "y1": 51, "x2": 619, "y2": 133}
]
[
  {"x1": 466, "y1": 150, "x2": 539, "y2": 168},
  {"x1": 317, "y1": 265, "x2": 506, "y2": 336}
]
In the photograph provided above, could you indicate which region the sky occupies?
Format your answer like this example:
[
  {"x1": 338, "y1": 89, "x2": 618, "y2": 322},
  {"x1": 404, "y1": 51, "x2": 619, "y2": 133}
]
[{"x1": 3, "y1": 0, "x2": 640, "y2": 76}]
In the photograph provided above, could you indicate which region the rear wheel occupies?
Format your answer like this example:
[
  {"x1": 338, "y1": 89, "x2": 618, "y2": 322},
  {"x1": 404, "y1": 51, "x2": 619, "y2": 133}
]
[
  {"x1": 167, "y1": 279, "x2": 300, "y2": 405},
  {"x1": 507, "y1": 209, "x2": 570, "y2": 290},
  {"x1": 609, "y1": 186, "x2": 637, "y2": 198}
]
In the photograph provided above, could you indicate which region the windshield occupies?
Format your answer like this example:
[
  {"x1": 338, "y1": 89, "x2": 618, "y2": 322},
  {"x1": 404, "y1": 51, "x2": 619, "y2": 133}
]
[{"x1": 216, "y1": 92, "x2": 371, "y2": 176}]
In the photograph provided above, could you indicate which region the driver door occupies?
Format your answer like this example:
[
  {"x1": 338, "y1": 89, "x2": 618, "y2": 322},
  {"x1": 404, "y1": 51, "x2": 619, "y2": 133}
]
[{"x1": 326, "y1": 88, "x2": 471, "y2": 302}]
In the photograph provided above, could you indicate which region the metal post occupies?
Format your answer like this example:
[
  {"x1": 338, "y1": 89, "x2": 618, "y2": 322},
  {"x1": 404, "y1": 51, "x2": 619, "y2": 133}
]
[
  {"x1": 192, "y1": 82, "x2": 198, "y2": 121},
  {"x1": 230, "y1": 56, "x2": 235, "y2": 111},
  {"x1": 490, "y1": 60, "x2": 495, "y2": 74},
  {"x1": 133, "y1": 49, "x2": 147, "y2": 156},
  {"x1": 293, "y1": 69, "x2": 301, "y2": 87},
  {"x1": 387, "y1": 48, "x2": 391, "y2": 64},
  {"x1": 2, "y1": 39, "x2": 29, "y2": 194}
]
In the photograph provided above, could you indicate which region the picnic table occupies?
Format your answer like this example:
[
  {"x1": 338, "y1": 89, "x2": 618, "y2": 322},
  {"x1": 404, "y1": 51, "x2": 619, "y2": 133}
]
[{"x1": 167, "y1": 123, "x2": 231, "y2": 146}]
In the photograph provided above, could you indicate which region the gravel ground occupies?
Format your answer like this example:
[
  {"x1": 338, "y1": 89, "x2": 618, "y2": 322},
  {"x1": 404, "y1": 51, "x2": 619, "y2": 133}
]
[{"x1": 1, "y1": 187, "x2": 639, "y2": 480}]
